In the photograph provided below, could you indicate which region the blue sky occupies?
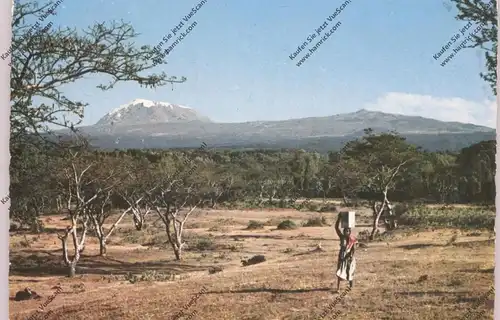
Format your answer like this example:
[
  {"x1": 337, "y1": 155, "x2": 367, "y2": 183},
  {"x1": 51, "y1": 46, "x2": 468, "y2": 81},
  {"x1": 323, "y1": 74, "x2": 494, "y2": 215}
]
[{"x1": 41, "y1": 0, "x2": 496, "y2": 127}]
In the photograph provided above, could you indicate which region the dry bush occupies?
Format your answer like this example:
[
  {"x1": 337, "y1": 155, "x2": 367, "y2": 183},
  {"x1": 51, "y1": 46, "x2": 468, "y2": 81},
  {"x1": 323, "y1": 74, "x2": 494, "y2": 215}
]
[
  {"x1": 399, "y1": 206, "x2": 494, "y2": 230},
  {"x1": 117, "y1": 227, "x2": 170, "y2": 248},
  {"x1": 317, "y1": 203, "x2": 338, "y2": 212},
  {"x1": 124, "y1": 270, "x2": 177, "y2": 284},
  {"x1": 303, "y1": 216, "x2": 328, "y2": 227},
  {"x1": 207, "y1": 225, "x2": 230, "y2": 232},
  {"x1": 276, "y1": 220, "x2": 298, "y2": 230},
  {"x1": 246, "y1": 220, "x2": 265, "y2": 230}
]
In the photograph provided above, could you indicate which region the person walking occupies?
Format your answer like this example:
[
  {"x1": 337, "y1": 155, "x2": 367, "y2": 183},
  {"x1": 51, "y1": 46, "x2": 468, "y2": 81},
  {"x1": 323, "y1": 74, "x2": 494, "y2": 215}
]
[{"x1": 334, "y1": 213, "x2": 357, "y2": 292}]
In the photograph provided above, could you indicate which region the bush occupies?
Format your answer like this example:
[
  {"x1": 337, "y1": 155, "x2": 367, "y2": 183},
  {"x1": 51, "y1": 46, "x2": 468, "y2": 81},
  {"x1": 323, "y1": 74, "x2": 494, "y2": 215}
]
[
  {"x1": 264, "y1": 218, "x2": 282, "y2": 226},
  {"x1": 246, "y1": 220, "x2": 265, "y2": 230},
  {"x1": 318, "y1": 203, "x2": 337, "y2": 212},
  {"x1": 392, "y1": 202, "x2": 415, "y2": 217},
  {"x1": 357, "y1": 230, "x2": 371, "y2": 242},
  {"x1": 192, "y1": 237, "x2": 216, "y2": 251},
  {"x1": 301, "y1": 202, "x2": 319, "y2": 211},
  {"x1": 119, "y1": 227, "x2": 170, "y2": 247},
  {"x1": 124, "y1": 270, "x2": 176, "y2": 283},
  {"x1": 277, "y1": 219, "x2": 298, "y2": 230},
  {"x1": 207, "y1": 225, "x2": 230, "y2": 232},
  {"x1": 303, "y1": 216, "x2": 328, "y2": 227},
  {"x1": 399, "y1": 206, "x2": 494, "y2": 230}
]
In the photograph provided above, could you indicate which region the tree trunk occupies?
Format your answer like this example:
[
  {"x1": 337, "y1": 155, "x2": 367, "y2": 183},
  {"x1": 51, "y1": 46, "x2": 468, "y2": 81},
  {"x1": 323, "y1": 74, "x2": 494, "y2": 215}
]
[
  {"x1": 173, "y1": 226, "x2": 183, "y2": 260},
  {"x1": 164, "y1": 219, "x2": 182, "y2": 261},
  {"x1": 133, "y1": 214, "x2": 143, "y2": 231},
  {"x1": 68, "y1": 263, "x2": 76, "y2": 278},
  {"x1": 342, "y1": 193, "x2": 350, "y2": 206},
  {"x1": 169, "y1": 231, "x2": 182, "y2": 260},
  {"x1": 370, "y1": 208, "x2": 383, "y2": 240},
  {"x1": 370, "y1": 191, "x2": 389, "y2": 240},
  {"x1": 385, "y1": 202, "x2": 397, "y2": 231},
  {"x1": 172, "y1": 242, "x2": 181, "y2": 260},
  {"x1": 99, "y1": 237, "x2": 107, "y2": 256}
]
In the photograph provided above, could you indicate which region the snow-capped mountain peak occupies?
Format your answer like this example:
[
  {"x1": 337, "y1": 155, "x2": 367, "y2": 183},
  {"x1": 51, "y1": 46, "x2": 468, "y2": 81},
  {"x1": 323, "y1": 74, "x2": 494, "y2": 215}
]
[{"x1": 95, "y1": 99, "x2": 210, "y2": 126}]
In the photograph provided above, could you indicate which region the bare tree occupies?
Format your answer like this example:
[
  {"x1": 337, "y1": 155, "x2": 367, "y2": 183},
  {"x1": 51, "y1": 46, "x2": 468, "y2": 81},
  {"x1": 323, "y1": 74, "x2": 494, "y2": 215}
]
[
  {"x1": 367, "y1": 161, "x2": 408, "y2": 237},
  {"x1": 87, "y1": 189, "x2": 132, "y2": 256},
  {"x1": 197, "y1": 164, "x2": 235, "y2": 208},
  {"x1": 56, "y1": 143, "x2": 115, "y2": 276},
  {"x1": 204, "y1": 178, "x2": 232, "y2": 209},
  {"x1": 148, "y1": 181, "x2": 203, "y2": 260},
  {"x1": 117, "y1": 158, "x2": 157, "y2": 230}
]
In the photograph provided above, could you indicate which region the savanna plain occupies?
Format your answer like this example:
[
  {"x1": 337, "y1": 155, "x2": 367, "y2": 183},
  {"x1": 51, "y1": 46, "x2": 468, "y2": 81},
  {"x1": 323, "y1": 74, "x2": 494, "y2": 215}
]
[{"x1": 10, "y1": 201, "x2": 494, "y2": 320}]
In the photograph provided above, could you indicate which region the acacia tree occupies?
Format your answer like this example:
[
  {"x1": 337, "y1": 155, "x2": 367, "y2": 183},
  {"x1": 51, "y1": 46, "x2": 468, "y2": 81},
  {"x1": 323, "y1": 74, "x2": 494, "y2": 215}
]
[
  {"x1": 148, "y1": 180, "x2": 203, "y2": 261},
  {"x1": 451, "y1": 0, "x2": 497, "y2": 95},
  {"x1": 85, "y1": 156, "x2": 127, "y2": 256},
  {"x1": 428, "y1": 153, "x2": 459, "y2": 203},
  {"x1": 11, "y1": 0, "x2": 186, "y2": 139},
  {"x1": 117, "y1": 158, "x2": 157, "y2": 231},
  {"x1": 456, "y1": 140, "x2": 496, "y2": 203},
  {"x1": 56, "y1": 142, "x2": 117, "y2": 277},
  {"x1": 341, "y1": 129, "x2": 420, "y2": 239},
  {"x1": 10, "y1": 0, "x2": 186, "y2": 229},
  {"x1": 197, "y1": 166, "x2": 234, "y2": 209},
  {"x1": 9, "y1": 140, "x2": 58, "y2": 231},
  {"x1": 329, "y1": 151, "x2": 363, "y2": 206}
]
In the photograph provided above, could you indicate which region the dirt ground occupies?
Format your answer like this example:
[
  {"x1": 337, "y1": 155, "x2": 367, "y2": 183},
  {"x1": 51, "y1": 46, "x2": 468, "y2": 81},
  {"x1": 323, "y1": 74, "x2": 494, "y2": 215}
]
[{"x1": 9, "y1": 207, "x2": 495, "y2": 319}]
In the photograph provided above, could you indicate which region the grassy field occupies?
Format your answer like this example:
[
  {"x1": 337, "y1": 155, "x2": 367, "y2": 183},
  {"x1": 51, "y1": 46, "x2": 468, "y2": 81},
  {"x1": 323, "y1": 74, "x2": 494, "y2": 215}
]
[{"x1": 9, "y1": 205, "x2": 495, "y2": 319}]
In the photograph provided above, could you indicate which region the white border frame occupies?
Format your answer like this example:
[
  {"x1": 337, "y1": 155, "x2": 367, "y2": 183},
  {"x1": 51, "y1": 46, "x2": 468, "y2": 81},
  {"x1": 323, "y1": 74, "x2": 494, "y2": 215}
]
[
  {"x1": 1, "y1": 0, "x2": 12, "y2": 318},
  {"x1": 1, "y1": 0, "x2": 13, "y2": 318},
  {"x1": 495, "y1": 1, "x2": 499, "y2": 318}
]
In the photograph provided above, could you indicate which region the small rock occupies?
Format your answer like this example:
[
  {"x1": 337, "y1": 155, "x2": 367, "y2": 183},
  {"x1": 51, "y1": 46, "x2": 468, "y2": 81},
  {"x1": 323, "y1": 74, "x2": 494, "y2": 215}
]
[
  {"x1": 242, "y1": 255, "x2": 266, "y2": 266},
  {"x1": 209, "y1": 266, "x2": 223, "y2": 274},
  {"x1": 14, "y1": 288, "x2": 41, "y2": 301}
]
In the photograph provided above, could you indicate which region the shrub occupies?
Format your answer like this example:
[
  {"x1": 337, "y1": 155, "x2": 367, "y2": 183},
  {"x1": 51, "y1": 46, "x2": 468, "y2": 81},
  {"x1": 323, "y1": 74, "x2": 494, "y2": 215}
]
[
  {"x1": 399, "y1": 206, "x2": 494, "y2": 230},
  {"x1": 264, "y1": 218, "x2": 282, "y2": 226},
  {"x1": 303, "y1": 216, "x2": 328, "y2": 227},
  {"x1": 207, "y1": 225, "x2": 230, "y2": 232},
  {"x1": 318, "y1": 204, "x2": 337, "y2": 212},
  {"x1": 302, "y1": 202, "x2": 319, "y2": 211},
  {"x1": 277, "y1": 219, "x2": 298, "y2": 230},
  {"x1": 124, "y1": 270, "x2": 176, "y2": 283},
  {"x1": 192, "y1": 237, "x2": 216, "y2": 251},
  {"x1": 246, "y1": 220, "x2": 265, "y2": 230},
  {"x1": 392, "y1": 202, "x2": 415, "y2": 217},
  {"x1": 357, "y1": 230, "x2": 371, "y2": 242}
]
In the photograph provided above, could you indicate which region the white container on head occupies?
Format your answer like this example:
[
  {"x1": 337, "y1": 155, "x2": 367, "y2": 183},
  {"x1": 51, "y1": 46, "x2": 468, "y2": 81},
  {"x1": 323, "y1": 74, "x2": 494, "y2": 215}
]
[{"x1": 340, "y1": 211, "x2": 355, "y2": 229}]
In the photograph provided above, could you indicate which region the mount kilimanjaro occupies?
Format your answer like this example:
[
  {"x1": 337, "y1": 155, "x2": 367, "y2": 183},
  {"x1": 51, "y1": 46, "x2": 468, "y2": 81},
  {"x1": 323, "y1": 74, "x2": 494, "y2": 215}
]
[{"x1": 64, "y1": 99, "x2": 495, "y2": 152}]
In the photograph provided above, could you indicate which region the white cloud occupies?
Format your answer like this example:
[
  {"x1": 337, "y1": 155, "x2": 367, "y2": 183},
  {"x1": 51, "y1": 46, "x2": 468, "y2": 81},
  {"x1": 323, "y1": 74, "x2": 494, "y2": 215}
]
[{"x1": 364, "y1": 92, "x2": 496, "y2": 128}]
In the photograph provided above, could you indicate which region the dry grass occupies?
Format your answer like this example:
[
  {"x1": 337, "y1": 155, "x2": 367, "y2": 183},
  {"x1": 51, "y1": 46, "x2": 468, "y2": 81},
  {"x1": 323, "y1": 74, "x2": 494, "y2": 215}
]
[{"x1": 9, "y1": 206, "x2": 494, "y2": 319}]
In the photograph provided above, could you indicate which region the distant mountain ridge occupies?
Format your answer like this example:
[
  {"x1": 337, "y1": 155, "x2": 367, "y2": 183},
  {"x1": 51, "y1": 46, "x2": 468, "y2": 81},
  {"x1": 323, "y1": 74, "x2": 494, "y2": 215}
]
[{"x1": 59, "y1": 101, "x2": 495, "y2": 152}]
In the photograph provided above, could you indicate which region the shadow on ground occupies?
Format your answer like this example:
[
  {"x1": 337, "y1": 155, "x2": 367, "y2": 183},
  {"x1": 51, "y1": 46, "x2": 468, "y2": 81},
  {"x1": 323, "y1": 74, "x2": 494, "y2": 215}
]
[
  {"x1": 10, "y1": 249, "x2": 209, "y2": 277},
  {"x1": 397, "y1": 239, "x2": 494, "y2": 250},
  {"x1": 205, "y1": 287, "x2": 331, "y2": 295}
]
